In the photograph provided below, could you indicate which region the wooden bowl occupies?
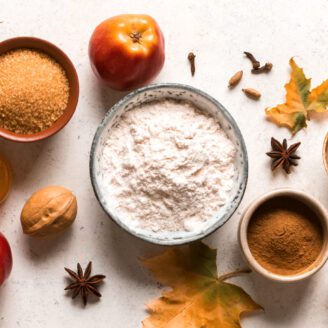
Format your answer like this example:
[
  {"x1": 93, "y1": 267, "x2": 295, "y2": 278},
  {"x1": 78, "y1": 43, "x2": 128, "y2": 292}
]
[{"x1": 0, "y1": 37, "x2": 79, "y2": 142}]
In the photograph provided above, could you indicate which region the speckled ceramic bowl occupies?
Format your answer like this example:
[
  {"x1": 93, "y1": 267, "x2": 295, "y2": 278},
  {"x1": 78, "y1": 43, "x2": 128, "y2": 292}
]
[{"x1": 90, "y1": 83, "x2": 248, "y2": 245}]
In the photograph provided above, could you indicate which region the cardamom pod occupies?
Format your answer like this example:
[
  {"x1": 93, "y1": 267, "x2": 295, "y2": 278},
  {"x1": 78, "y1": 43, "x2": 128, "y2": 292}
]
[
  {"x1": 228, "y1": 70, "x2": 243, "y2": 88},
  {"x1": 242, "y1": 88, "x2": 261, "y2": 100}
]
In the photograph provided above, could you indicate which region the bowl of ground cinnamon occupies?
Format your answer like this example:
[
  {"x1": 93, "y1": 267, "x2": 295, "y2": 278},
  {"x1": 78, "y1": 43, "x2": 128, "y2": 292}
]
[
  {"x1": 239, "y1": 189, "x2": 328, "y2": 282},
  {"x1": 0, "y1": 37, "x2": 79, "y2": 142}
]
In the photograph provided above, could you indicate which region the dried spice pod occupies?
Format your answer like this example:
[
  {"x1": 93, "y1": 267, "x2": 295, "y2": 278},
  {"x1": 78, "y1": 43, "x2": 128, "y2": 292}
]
[
  {"x1": 242, "y1": 88, "x2": 261, "y2": 100},
  {"x1": 266, "y1": 138, "x2": 301, "y2": 174},
  {"x1": 228, "y1": 70, "x2": 243, "y2": 88},
  {"x1": 244, "y1": 51, "x2": 260, "y2": 70},
  {"x1": 21, "y1": 186, "x2": 77, "y2": 238},
  {"x1": 0, "y1": 154, "x2": 12, "y2": 204},
  {"x1": 252, "y1": 62, "x2": 273, "y2": 74},
  {"x1": 244, "y1": 51, "x2": 273, "y2": 74},
  {"x1": 188, "y1": 52, "x2": 196, "y2": 76},
  {"x1": 65, "y1": 262, "x2": 105, "y2": 306}
]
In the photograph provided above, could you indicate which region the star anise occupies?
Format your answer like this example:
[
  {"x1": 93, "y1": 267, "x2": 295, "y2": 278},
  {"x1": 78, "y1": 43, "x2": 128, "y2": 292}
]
[
  {"x1": 266, "y1": 137, "x2": 301, "y2": 174},
  {"x1": 64, "y1": 262, "x2": 105, "y2": 306}
]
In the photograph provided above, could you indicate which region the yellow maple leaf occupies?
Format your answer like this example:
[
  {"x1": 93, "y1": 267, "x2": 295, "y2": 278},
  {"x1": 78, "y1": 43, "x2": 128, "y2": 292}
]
[
  {"x1": 142, "y1": 242, "x2": 262, "y2": 328},
  {"x1": 266, "y1": 58, "x2": 328, "y2": 134},
  {"x1": 307, "y1": 79, "x2": 328, "y2": 112}
]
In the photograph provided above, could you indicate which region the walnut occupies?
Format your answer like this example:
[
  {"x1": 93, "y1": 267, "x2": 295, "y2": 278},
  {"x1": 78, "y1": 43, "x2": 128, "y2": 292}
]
[{"x1": 21, "y1": 186, "x2": 77, "y2": 238}]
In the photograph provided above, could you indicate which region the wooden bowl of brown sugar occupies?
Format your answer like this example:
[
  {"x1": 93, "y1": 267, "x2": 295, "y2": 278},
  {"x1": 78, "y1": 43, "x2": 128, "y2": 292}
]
[
  {"x1": 238, "y1": 189, "x2": 328, "y2": 282},
  {"x1": 0, "y1": 37, "x2": 79, "y2": 142}
]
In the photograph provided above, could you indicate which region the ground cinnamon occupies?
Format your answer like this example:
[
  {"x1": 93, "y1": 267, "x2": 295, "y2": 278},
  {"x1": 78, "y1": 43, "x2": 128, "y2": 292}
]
[{"x1": 247, "y1": 197, "x2": 323, "y2": 275}]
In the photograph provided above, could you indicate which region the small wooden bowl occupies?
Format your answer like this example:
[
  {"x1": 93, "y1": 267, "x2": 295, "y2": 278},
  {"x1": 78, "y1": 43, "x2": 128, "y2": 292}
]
[
  {"x1": 238, "y1": 189, "x2": 328, "y2": 283},
  {"x1": 323, "y1": 133, "x2": 328, "y2": 174},
  {"x1": 0, "y1": 37, "x2": 79, "y2": 142}
]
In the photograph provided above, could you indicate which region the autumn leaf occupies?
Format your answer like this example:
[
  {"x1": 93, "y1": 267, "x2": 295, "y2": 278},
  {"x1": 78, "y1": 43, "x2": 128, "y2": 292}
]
[
  {"x1": 266, "y1": 58, "x2": 328, "y2": 134},
  {"x1": 142, "y1": 242, "x2": 262, "y2": 328},
  {"x1": 307, "y1": 79, "x2": 328, "y2": 112}
]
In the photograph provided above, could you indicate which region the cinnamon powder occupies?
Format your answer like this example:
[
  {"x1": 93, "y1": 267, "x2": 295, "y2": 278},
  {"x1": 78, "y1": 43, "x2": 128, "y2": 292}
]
[{"x1": 247, "y1": 197, "x2": 323, "y2": 275}]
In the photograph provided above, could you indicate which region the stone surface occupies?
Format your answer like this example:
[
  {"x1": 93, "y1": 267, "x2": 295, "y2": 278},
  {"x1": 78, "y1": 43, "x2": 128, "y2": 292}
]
[{"x1": 1, "y1": 0, "x2": 328, "y2": 327}]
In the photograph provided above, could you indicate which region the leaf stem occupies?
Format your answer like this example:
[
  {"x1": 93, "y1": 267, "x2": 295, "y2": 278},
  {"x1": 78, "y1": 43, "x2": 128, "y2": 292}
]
[{"x1": 218, "y1": 268, "x2": 251, "y2": 282}]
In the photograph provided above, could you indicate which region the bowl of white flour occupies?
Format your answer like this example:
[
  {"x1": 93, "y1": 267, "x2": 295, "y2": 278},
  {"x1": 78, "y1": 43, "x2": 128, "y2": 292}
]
[{"x1": 90, "y1": 83, "x2": 248, "y2": 245}]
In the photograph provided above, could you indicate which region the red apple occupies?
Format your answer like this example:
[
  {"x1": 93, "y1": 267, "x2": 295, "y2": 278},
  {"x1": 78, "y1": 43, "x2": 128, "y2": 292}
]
[
  {"x1": 0, "y1": 232, "x2": 12, "y2": 286},
  {"x1": 89, "y1": 14, "x2": 165, "y2": 91}
]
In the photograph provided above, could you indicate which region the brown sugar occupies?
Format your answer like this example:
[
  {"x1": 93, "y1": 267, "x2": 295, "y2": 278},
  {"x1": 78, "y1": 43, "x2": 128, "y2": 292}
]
[
  {"x1": 247, "y1": 197, "x2": 323, "y2": 275},
  {"x1": 0, "y1": 48, "x2": 69, "y2": 134}
]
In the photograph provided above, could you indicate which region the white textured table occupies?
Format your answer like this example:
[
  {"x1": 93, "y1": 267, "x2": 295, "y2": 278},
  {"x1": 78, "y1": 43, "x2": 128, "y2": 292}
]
[{"x1": 1, "y1": 1, "x2": 328, "y2": 327}]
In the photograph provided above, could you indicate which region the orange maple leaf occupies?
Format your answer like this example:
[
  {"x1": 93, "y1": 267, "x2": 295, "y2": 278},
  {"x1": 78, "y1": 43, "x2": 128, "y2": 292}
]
[
  {"x1": 141, "y1": 242, "x2": 262, "y2": 328},
  {"x1": 266, "y1": 58, "x2": 328, "y2": 134}
]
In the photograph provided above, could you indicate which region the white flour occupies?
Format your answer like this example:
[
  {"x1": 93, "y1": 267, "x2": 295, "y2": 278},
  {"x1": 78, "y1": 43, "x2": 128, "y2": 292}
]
[{"x1": 100, "y1": 100, "x2": 236, "y2": 232}]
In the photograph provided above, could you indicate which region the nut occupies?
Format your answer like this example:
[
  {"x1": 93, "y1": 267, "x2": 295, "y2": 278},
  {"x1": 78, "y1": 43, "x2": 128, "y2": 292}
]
[
  {"x1": 228, "y1": 70, "x2": 243, "y2": 88},
  {"x1": 21, "y1": 186, "x2": 77, "y2": 238}
]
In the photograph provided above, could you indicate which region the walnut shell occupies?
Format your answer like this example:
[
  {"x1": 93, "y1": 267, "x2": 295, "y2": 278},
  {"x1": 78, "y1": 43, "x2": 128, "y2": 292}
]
[{"x1": 21, "y1": 186, "x2": 77, "y2": 238}]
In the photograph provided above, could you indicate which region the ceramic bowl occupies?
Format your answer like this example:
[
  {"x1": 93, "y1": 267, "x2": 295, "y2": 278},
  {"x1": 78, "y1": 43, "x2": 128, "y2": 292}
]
[
  {"x1": 0, "y1": 37, "x2": 79, "y2": 142},
  {"x1": 239, "y1": 189, "x2": 328, "y2": 282},
  {"x1": 90, "y1": 83, "x2": 248, "y2": 245}
]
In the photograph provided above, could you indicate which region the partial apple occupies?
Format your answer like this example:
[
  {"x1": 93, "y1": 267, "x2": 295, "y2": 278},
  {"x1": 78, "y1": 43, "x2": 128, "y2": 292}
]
[
  {"x1": 0, "y1": 232, "x2": 12, "y2": 286},
  {"x1": 89, "y1": 14, "x2": 165, "y2": 91}
]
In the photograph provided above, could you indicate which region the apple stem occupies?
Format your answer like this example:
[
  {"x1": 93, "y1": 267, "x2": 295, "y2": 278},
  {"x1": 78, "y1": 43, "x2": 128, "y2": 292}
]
[{"x1": 130, "y1": 31, "x2": 142, "y2": 43}]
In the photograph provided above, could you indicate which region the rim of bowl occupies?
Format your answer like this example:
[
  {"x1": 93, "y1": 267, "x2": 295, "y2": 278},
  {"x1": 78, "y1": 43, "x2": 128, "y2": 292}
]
[
  {"x1": 322, "y1": 132, "x2": 328, "y2": 174},
  {"x1": 0, "y1": 154, "x2": 12, "y2": 204},
  {"x1": 0, "y1": 36, "x2": 79, "y2": 143},
  {"x1": 90, "y1": 83, "x2": 248, "y2": 245},
  {"x1": 238, "y1": 188, "x2": 328, "y2": 282}
]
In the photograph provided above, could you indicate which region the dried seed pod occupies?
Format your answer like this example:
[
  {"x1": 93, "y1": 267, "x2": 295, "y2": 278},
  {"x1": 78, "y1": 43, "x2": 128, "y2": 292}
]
[
  {"x1": 242, "y1": 88, "x2": 261, "y2": 100},
  {"x1": 228, "y1": 70, "x2": 243, "y2": 88},
  {"x1": 188, "y1": 52, "x2": 196, "y2": 76},
  {"x1": 244, "y1": 52, "x2": 260, "y2": 70},
  {"x1": 21, "y1": 186, "x2": 77, "y2": 238},
  {"x1": 252, "y1": 62, "x2": 273, "y2": 74}
]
